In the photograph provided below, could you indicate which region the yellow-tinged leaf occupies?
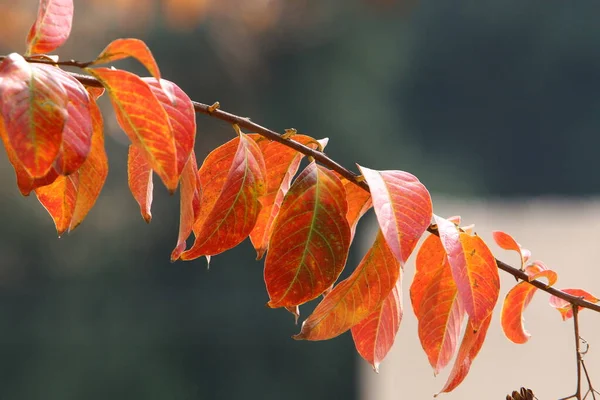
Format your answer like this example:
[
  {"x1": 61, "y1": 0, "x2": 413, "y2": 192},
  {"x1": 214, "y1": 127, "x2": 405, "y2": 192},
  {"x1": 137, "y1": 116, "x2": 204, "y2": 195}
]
[
  {"x1": 128, "y1": 145, "x2": 153, "y2": 223},
  {"x1": 92, "y1": 38, "x2": 161, "y2": 81},
  {"x1": 171, "y1": 151, "x2": 201, "y2": 261},
  {"x1": 88, "y1": 67, "x2": 178, "y2": 192},
  {"x1": 35, "y1": 174, "x2": 78, "y2": 236}
]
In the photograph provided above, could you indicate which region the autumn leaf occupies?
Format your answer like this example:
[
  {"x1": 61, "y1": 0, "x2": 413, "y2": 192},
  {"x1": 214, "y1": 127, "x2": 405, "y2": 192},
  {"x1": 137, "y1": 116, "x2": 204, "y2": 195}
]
[
  {"x1": 435, "y1": 314, "x2": 492, "y2": 396},
  {"x1": 358, "y1": 165, "x2": 432, "y2": 266},
  {"x1": 549, "y1": 288, "x2": 599, "y2": 321},
  {"x1": 250, "y1": 135, "x2": 327, "y2": 259},
  {"x1": 35, "y1": 174, "x2": 78, "y2": 236},
  {"x1": 492, "y1": 231, "x2": 531, "y2": 269},
  {"x1": 434, "y1": 215, "x2": 500, "y2": 330},
  {"x1": 294, "y1": 230, "x2": 399, "y2": 341},
  {"x1": 35, "y1": 65, "x2": 93, "y2": 175},
  {"x1": 142, "y1": 78, "x2": 195, "y2": 177},
  {"x1": 127, "y1": 145, "x2": 153, "y2": 223},
  {"x1": 264, "y1": 162, "x2": 351, "y2": 308},
  {"x1": 180, "y1": 130, "x2": 266, "y2": 260},
  {"x1": 501, "y1": 262, "x2": 558, "y2": 344},
  {"x1": 69, "y1": 97, "x2": 108, "y2": 231},
  {"x1": 336, "y1": 173, "x2": 372, "y2": 242},
  {"x1": 92, "y1": 38, "x2": 161, "y2": 81},
  {"x1": 171, "y1": 152, "x2": 201, "y2": 261},
  {"x1": 351, "y1": 276, "x2": 402, "y2": 372},
  {"x1": 25, "y1": 0, "x2": 74, "y2": 55},
  {"x1": 411, "y1": 234, "x2": 465, "y2": 374},
  {"x1": 87, "y1": 67, "x2": 178, "y2": 191},
  {"x1": 0, "y1": 53, "x2": 67, "y2": 178}
]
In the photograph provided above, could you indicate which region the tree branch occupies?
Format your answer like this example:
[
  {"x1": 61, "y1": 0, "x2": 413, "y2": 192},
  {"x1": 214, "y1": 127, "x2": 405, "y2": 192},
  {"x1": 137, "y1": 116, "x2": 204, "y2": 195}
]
[{"x1": 13, "y1": 68, "x2": 600, "y2": 315}]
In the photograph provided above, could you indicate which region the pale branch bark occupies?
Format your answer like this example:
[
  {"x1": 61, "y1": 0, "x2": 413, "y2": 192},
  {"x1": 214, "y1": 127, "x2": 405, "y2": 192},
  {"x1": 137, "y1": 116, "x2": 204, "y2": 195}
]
[{"x1": 5, "y1": 65, "x2": 600, "y2": 315}]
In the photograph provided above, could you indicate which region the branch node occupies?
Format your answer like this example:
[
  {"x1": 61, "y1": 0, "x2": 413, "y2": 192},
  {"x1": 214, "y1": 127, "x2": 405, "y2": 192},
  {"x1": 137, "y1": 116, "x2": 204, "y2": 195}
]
[
  {"x1": 282, "y1": 128, "x2": 297, "y2": 140},
  {"x1": 207, "y1": 102, "x2": 220, "y2": 113}
]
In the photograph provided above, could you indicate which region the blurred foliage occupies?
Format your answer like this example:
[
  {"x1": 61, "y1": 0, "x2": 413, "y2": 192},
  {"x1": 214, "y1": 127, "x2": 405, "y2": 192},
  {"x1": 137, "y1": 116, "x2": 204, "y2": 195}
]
[{"x1": 1, "y1": 0, "x2": 600, "y2": 398}]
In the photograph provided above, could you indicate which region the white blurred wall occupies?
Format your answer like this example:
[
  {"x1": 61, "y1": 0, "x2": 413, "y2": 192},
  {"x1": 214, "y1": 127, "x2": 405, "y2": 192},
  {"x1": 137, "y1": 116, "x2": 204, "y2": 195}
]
[{"x1": 360, "y1": 197, "x2": 600, "y2": 399}]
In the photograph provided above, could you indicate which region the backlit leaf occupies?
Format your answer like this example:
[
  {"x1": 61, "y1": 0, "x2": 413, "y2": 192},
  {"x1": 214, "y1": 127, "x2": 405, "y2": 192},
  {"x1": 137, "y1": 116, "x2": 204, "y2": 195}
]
[
  {"x1": 435, "y1": 314, "x2": 492, "y2": 396},
  {"x1": 337, "y1": 174, "x2": 372, "y2": 242},
  {"x1": 411, "y1": 234, "x2": 465, "y2": 374},
  {"x1": 435, "y1": 215, "x2": 500, "y2": 330},
  {"x1": 358, "y1": 165, "x2": 432, "y2": 266},
  {"x1": 492, "y1": 230, "x2": 531, "y2": 269},
  {"x1": 180, "y1": 131, "x2": 266, "y2": 260},
  {"x1": 142, "y1": 78, "x2": 195, "y2": 176},
  {"x1": 351, "y1": 276, "x2": 402, "y2": 372},
  {"x1": 264, "y1": 162, "x2": 351, "y2": 308},
  {"x1": 0, "y1": 114, "x2": 58, "y2": 195},
  {"x1": 127, "y1": 145, "x2": 153, "y2": 223},
  {"x1": 26, "y1": 0, "x2": 74, "y2": 55},
  {"x1": 0, "y1": 53, "x2": 67, "y2": 178},
  {"x1": 69, "y1": 98, "x2": 107, "y2": 231},
  {"x1": 92, "y1": 38, "x2": 161, "y2": 81},
  {"x1": 549, "y1": 288, "x2": 599, "y2": 321},
  {"x1": 501, "y1": 263, "x2": 558, "y2": 344},
  {"x1": 250, "y1": 135, "x2": 327, "y2": 259},
  {"x1": 35, "y1": 174, "x2": 78, "y2": 236},
  {"x1": 294, "y1": 230, "x2": 399, "y2": 341},
  {"x1": 171, "y1": 152, "x2": 201, "y2": 261},
  {"x1": 88, "y1": 67, "x2": 178, "y2": 191},
  {"x1": 35, "y1": 65, "x2": 93, "y2": 175}
]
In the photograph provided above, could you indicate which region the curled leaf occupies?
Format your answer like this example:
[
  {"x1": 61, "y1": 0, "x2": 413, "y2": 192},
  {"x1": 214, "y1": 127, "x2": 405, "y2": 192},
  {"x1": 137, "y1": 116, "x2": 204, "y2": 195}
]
[
  {"x1": 127, "y1": 145, "x2": 153, "y2": 223},
  {"x1": 92, "y1": 38, "x2": 161, "y2": 81},
  {"x1": 492, "y1": 230, "x2": 531, "y2": 269},
  {"x1": 549, "y1": 288, "x2": 599, "y2": 321}
]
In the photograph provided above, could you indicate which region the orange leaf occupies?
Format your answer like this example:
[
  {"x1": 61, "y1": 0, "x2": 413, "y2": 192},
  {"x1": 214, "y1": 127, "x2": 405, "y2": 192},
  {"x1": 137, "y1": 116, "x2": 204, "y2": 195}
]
[
  {"x1": 435, "y1": 215, "x2": 500, "y2": 330},
  {"x1": 69, "y1": 97, "x2": 108, "y2": 231},
  {"x1": 35, "y1": 65, "x2": 93, "y2": 175},
  {"x1": 294, "y1": 230, "x2": 399, "y2": 341},
  {"x1": 171, "y1": 151, "x2": 201, "y2": 261},
  {"x1": 25, "y1": 0, "x2": 74, "y2": 55},
  {"x1": 435, "y1": 314, "x2": 492, "y2": 396},
  {"x1": 88, "y1": 67, "x2": 178, "y2": 192},
  {"x1": 0, "y1": 53, "x2": 67, "y2": 178},
  {"x1": 142, "y1": 78, "x2": 195, "y2": 176},
  {"x1": 411, "y1": 234, "x2": 465, "y2": 374},
  {"x1": 351, "y1": 276, "x2": 402, "y2": 372},
  {"x1": 0, "y1": 114, "x2": 58, "y2": 195},
  {"x1": 264, "y1": 162, "x2": 351, "y2": 308},
  {"x1": 501, "y1": 263, "x2": 558, "y2": 344},
  {"x1": 92, "y1": 38, "x2": 161, "y2": 81},
  {"x1": 358, "y1": 165, "x2": 432, "y2": 266},
  {"x1": 337, "y1": 174, "x2": 372, "y2": 242},
  {"x1": 180, "y1": 131, "x2": 266, "y2": 260},
  {"x1": 549, "y1": 288, "x2": 599, "y2": 321},
  {"x1": 127, "y1": 145, "x2": 153, "y2": 223},
  {"x1": 250, "y1": 135, "x2": 326, "y2": 259},
  {"x1": 35, "y1": 174, "x2": 78, "y2": 236},
  {"x1": 492, "y1": 230, "x2": 531, "y2": 269}
]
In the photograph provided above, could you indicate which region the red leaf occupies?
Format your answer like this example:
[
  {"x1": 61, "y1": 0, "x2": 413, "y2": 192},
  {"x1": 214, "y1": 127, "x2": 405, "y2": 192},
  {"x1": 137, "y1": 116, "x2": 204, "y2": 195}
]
[
  {"x1": 88, "y1": 67, "x2": 178, "y2": 192},
  {"x1": 0, "y1": 53, "x2": 67, "y2": 178},
  {"x1": 180, "y1": 131, "x2": 266, "y2": 260},
  {"x1": 69, "y1": 97, "x2": 108, "y2": 231},
  {"x1": 26, "y1": 0, "x2": 74, "y2": 55},
  {"x1": 171, "y1": 152, "x2": 201, "y2": 261},
  {"x1": 250, "y1": 135, "x2": 326, "y2": 259},
  {"x1": 92, "y1": 38, "x2": 161, "y2": 81},
  {"x1": 411, "y1": 234, "x2": 465, "y2": 374},
  {"x1": 492, "y1": 230, "x2": 531, "y2": 269},
  {"x1": 35, "y1": 174, "x2": 78, "y2": 236},
  {"x1": 127, "y1": 145, "x2": 153, "y2": 223},
  {"x1": 435, "y1": 215, "x2": 500, "y2": 330},
  {"x1": 142, "y1": 78, "x2": 195, "y2": 176},
  {"x1": 358, "y1": 165, "x2": 432, "y2": 266},
  {"x1": 549, "y1": 288, "x2": 599, "y2": 321},
  {"x1": 435, "y1": 314, "x2": 492, "y2": 395},
  {"x1": 351, "y1": 276, "x2": 402, "y2": 372},
  {"x1": 294, "y1": 230, "x2": 399, "y2": 341},
  {"x1": 264, "y1": 162, "x2": 351, "y2": 308},
  {"x1": 35, "y1": 65, "x2": 93, "y2": 175},
  {"x1": 501, "y1": 263, "x2": 558, "y2": 344}
]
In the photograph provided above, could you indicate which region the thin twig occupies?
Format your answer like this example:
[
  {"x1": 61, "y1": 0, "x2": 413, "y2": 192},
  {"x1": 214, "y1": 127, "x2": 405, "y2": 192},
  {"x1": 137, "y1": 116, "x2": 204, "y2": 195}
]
[{"x1": 2, "y1": 61, "x2": 600, "y2": 315}]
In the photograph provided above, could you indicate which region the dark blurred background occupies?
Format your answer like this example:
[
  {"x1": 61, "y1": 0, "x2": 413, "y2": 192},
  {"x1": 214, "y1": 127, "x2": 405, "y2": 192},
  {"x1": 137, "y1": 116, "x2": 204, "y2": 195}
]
[{"x1": 0, "y1": 0, "x2": 599, "y2": 399}]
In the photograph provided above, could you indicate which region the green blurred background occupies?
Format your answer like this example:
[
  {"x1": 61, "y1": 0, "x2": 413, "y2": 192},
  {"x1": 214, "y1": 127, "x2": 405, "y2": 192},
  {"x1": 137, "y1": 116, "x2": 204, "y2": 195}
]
[{"x1": 0, "y1": 0, "x2": 599, "y2": 398}]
